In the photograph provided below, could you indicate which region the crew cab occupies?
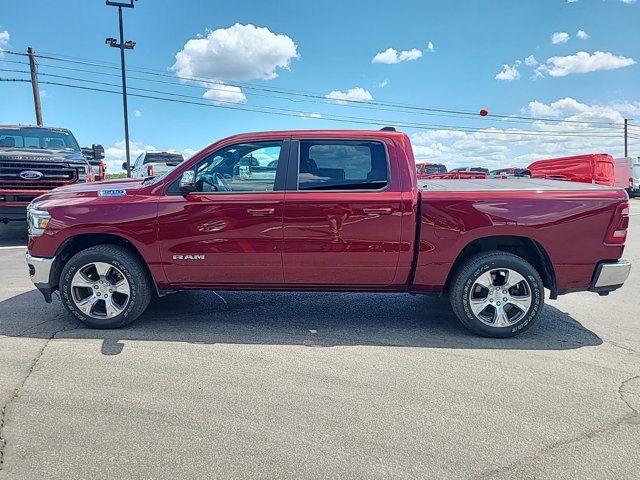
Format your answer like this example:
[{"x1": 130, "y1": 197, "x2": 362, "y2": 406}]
[
  {"x1": 0, "y1": 125, "x2": 101, "y2": 223},
  {"x1": 129, "y1": 151, "x2": 185, "y2": 178},
  {"x1": 25, "y1": 129, "x2": 631, "y2": 337}
]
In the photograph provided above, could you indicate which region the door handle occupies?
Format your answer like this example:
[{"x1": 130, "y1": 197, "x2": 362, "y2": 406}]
[
  {"x1": 362, "y1": 207, "x2": 392, "y2": 215},
  {"x1": 247, "y1": 207, "x2": 275, "y2": 216}
]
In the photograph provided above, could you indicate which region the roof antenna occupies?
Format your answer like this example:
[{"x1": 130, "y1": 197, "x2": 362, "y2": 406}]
[{"x1": 380, "y1": 126, "x2": 396, "y2": 131}]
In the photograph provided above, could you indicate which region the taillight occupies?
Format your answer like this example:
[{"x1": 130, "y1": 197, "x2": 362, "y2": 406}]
[
  {"x1": 147, "y1": 164, "x2": 154, "y2": 176},
  {"x1": 605, "y1": 202, "x2": 630, "y2": 245},
  {"x1": 629, "y1": 177, "x2": 633, "y2": 189}
]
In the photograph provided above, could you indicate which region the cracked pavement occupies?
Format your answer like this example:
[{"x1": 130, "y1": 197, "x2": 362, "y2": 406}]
[{"x1": 0, "y1": 202, "x2": 639, "y2": 479}]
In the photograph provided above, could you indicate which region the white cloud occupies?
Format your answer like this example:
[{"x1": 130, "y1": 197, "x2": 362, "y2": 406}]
[
  {"x1": 0, "y1": 30, "x2": 9, "y2": 51},
  {"x1": 495, "y1": 63, "x2": 520, "y2": 81},
  {"x1": 171, "y1": 23, "x2": 299, "y2": 103},
  {"x1": 104, "y1": 140, "x2": 157, "y2": 172},
  {"x1": 372, "y1": 47, "x2": 423, "y2": 64},
  {"x1": 576, "y1": 29, "x2": 589, "y2": 40},
  {"x1": 524, "y1": 97, "x2": 637, "y2": 123},
  {"x1": 202, "y1": 83, "x2": 247, "y2": 104},
  {"x1": 325, "y1": 87, "x2": 373, "y2": 104},
  {"x1": 133, "y1": 109, "x2": 142, "y2": 118},
  {"x1": 536, "y1": 51, "x2": 636, "y2": 77},
  {"x1": 567, "y1": 0, "x2": 579, "y2": 3},
  {"x1": 524, "y1": 55, "x2": 538, "y2": 66},
  {"x1": 427, "y1": 41, "x2": 435, "y2": 52},
  {"x1": 299, "y1": 112, "x2": 322, "y2": 120},
  {"x1": 409, "y1": 97, "x2": 640, "y2": 170},
  {"x1": 620, "y1": 0, "x2": 636, "y2": 4},
  {"x1": 552, "y1": 32, "x2": 571, "y2": 44},
  {"x1": 378, "y1": 79, "x2": 389, "y2": 88}
]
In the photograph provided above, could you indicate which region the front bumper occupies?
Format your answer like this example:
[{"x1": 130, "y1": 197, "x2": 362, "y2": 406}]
[
  {"x1": 25, "y1": 253, "x2": 56, "y2": 302},
  {"x1": 0, "y1": 205, "x2": 29, "y2": 222},
  {"x1": 589, "y1": 260, "x2": 631, "y2": 295}
]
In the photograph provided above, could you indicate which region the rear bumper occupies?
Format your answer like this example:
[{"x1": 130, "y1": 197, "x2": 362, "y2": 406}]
[
  {"x1": 589, "y1": 260, "x2": 631, "y2": 295},
  {"x1": 25, "y1": 253, "x2": 56, "y2": 302}
]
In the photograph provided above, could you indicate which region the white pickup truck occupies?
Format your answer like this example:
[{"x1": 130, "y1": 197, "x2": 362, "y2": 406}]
[{"x1": 128, "y1": 151, "x2": 184, "y2": 178}]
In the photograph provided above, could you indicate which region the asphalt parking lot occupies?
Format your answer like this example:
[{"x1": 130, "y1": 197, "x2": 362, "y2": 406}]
[{"x1": 0, "y1": 202, "x2": 639, "y2": 479}]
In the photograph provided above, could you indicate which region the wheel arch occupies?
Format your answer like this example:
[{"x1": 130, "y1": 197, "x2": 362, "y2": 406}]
[
  {"x1": 51, "y1": 233, "x2": 160, "y2": 295},
  {"x1": 443, "y1": 235, "x2": 557, "y2": 299}
]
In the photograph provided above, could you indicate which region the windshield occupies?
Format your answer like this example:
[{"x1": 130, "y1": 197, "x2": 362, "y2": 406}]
[
  {"x1": 0, "y1": 127, "x2": 81, "y2": 151},
  {"x1": 143, "y1": 153, "x2": 184, "y2": 164},
  {"x1": 424, "y1": 164, "x2": 447, "y2": 175}
]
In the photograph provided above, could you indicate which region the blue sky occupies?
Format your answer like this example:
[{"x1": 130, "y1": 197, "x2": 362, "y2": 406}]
[{"x1": 1, "y1": 0, "x2": 639, "y2": 170}]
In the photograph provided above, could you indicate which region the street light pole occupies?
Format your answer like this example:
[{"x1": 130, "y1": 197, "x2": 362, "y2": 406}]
[{"x1": 106, "y1": 0, "x2": 137, "y2": 177}]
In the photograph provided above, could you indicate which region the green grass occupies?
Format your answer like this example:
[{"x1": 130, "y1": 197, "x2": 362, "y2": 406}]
[{"x1": 106, "y1": 172, "x2": 128, "y2": 180}]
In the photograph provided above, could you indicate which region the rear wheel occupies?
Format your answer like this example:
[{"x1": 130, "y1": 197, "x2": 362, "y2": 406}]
[
  {"x1": 450, "y1": 251, "x2": 544, "y2": 337},
  {"x1": 60, "y1": 245, "x2": 152, "y2": 328}
]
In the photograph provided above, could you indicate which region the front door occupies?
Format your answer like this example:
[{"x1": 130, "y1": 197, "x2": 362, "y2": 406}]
[
  {"x1": 282, "y1": 138, "x2": 403, "y2": 286},
  {"x1": 157, "y1": 139, "x2": 288, "y2": 285}
]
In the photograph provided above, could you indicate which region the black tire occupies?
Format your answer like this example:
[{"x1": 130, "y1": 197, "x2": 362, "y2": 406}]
[
  {"x1": 59, "y1": 244, "x2": 152, "y2": 328},
  {"x1": 450, "y1": 251, "x2": 544, "y2": 338}
]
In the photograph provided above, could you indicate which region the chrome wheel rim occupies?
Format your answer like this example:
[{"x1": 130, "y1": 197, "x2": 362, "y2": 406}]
[
  {"x1": 469, "y1": 268, "x2": 532, "y2": 328},
  {"x1": 70, "y1": 262, "x2": 130, "y2": 319}
]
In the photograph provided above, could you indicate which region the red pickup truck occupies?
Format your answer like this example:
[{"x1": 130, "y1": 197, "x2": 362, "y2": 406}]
[{"x1": 25, "y1": 129, "x2": 631, "y2": 337}]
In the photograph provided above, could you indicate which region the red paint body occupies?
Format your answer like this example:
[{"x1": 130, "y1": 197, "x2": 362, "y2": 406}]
[
  {"x1": 528, "y1": 154, "x2": 615, "y2": 186},
  {"x1": 28, "y1": 131, "x2": 628, "y2": 296},
  {"x1": 424, "y1": 172, "x2": 488, "y2": 180}
]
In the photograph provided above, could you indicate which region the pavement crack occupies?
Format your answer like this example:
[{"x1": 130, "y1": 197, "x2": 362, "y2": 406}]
[
  {"x1": 471, "y1": 374, "x2": 640, "y2": 479},
  {"x1": 0, "y1": 321, "x2": 80, "y2": 471}
]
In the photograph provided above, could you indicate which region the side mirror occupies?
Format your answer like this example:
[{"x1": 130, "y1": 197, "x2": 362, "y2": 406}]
[
  {"x1": 179, "y1": 170, "x2": 196, "y2": 194},
  {"x1": 122, "y1": 162, "x2": 127, "y2": 171},
  {"x1": 93, "y1": 144, "x2": 105, "y2": 160}
]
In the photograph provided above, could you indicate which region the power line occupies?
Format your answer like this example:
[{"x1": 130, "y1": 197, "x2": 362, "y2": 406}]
[
  {"x1": 3, "y1": 49, "x2": 624, "y2": 128},
  {"x1": 0, "y1": 76, "x2": 624, "y2": 138},
  {"x1": 4, "y1": 66, "x2": 621, "y2": 137},
  {"x1": 35, "y1": 60, "x2": 625, "y2": 133}
]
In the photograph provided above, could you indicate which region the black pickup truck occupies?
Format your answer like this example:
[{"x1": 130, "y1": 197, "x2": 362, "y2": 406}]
[{"x1": 0, "y1": 125, "x2": 104, "y2": 223}]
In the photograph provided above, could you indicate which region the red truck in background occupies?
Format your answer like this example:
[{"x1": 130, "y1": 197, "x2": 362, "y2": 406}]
[
  {"x1": 0, "y1": 125, "x2": 103, "y2": 223},
  {"x1": 25, "y1": 129, "x2": 631, "y2": 337},
  {"x1": 527, "y1": 154, "x2": 615, "y2": 186},
  {"x1": 416, "y1": 162, "x2": 447, "y2": 178}
]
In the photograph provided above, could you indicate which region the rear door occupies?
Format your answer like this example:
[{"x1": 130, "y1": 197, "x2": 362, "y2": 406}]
[{"x1": 282, "y1": 138, "x2": 403, "y2": 286}]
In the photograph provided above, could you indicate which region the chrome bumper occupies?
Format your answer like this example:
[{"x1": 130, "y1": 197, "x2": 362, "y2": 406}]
[
  {"x1": 590, "y1": 260, "x2": 631, "y2": 294},
  {"x1": 25, "y1": 253, "x2": 55, "y2": 286}
]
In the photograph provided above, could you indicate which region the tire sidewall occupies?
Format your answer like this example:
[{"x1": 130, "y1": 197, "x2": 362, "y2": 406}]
[
  {"x1": 459, "y1": 257, "x2": 543, "y2": 337},
  {"x1": 61, "y1": 251, "x2": 140, "y2": 328}
]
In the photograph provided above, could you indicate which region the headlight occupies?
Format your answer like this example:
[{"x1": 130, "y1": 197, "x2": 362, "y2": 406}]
[
  {"x1": 75, "y1": 165, "x2": 90, "y2": 182},
  {"x1": 27, "y1": 206, "x2": 51, "y2": 236}
]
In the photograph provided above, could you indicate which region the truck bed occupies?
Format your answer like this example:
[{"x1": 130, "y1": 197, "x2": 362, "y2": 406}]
[{"x1": 418, "y1": 178, "x2": 621, "y2": 192}]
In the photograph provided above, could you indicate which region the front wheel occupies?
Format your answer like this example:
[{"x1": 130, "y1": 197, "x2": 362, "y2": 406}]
[
  {"x1": 60, "y1": 245, "x2": 152, "y2": 328},
  {"x1": 450, "y1": 251, "x2": 544, "y2": 337}
]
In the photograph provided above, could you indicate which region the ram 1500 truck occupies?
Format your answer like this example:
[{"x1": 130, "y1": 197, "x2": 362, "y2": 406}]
[
  {"x1": 0, "y1": 125, "x2": 101, "y2": 223},
  {"x1": 25, "y1": 129, "x2": 631, "y2": 337}
]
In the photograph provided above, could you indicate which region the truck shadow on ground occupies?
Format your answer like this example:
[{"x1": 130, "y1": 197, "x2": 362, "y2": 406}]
[{"x1": 0, "y1": 289, "x2": 603, "y2": 355}]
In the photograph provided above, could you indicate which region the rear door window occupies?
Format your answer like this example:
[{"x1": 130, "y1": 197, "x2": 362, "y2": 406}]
[{"x1": 297, "y1": 140, "x2": 388, "y2": 191}]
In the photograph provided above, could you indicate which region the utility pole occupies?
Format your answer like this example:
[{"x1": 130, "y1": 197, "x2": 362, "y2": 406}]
[
  {"x1": 27, "y1": 47, "x2": 43, "y2": 126},
  {"x1": 106, "y1": 0, "x2": 137, "y2": 177},
  {"x1": 624, "y1": 118, "x2": 628, "y2": 158}
]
